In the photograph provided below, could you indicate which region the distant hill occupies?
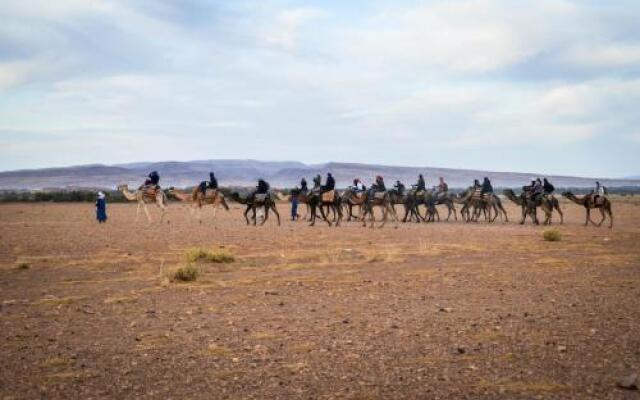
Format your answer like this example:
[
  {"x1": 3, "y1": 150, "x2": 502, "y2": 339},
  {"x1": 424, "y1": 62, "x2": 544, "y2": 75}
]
[{"x1": 1, "y1": 159, "x2": 639, "y2": 190}]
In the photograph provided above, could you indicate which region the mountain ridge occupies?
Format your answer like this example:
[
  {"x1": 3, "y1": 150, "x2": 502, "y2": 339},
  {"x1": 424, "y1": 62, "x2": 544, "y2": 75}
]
[{"x1": 1, "y1": 160, "x2": 639, "y2": 190}]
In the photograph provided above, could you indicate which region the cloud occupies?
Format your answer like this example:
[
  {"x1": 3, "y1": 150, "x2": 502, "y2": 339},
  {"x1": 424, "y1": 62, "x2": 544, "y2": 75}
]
[{"x1": 0, "y1": 0, "x2": 639, "y2": 176}]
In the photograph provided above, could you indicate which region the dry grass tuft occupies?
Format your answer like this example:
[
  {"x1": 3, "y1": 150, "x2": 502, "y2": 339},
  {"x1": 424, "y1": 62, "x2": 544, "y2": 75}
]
[
  {"x1": 16, "y1": 262, "x2": 30, "y2": 270},
  {"x1": 185, "y1": 248, "x2": 235, "y2": 264},
  {"x1": 543, "y1": 228, "x2": 562, "y2": 242},
  {"x1": 173, "y1": 265, "x2": 199, "y2": 282}
]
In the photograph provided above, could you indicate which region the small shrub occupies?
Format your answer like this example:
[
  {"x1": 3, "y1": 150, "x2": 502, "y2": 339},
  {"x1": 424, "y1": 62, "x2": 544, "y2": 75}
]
[
  {"x1": 173, "y1": 265, "x2": 199, "y2": 282},
  {"x1": 543, "y1": 229, "x2": 562, "y2": 242},
  {"x1": 17, "y1": 262, "x2": 30, "y2": 270},
  {"x1": 185, "y1": 248, "x2": 234, "y2": 264}
]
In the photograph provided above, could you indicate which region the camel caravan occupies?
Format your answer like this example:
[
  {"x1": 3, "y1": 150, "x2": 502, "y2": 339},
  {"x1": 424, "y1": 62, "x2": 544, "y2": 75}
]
[{"x1": 118, "y1": 170, "x2": 614, "y2": 229}]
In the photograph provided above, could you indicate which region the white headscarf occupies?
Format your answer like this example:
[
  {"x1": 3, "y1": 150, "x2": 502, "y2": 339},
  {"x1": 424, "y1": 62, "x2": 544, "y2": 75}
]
[{"x1": 98, "y1": 191, "x2": 105, "y2": 199}]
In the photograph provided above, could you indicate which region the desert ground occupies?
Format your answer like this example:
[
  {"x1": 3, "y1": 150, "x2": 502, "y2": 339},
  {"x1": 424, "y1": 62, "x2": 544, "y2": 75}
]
[{"x1": 1, "y1": 198, "x2": 639, "y2": 399}]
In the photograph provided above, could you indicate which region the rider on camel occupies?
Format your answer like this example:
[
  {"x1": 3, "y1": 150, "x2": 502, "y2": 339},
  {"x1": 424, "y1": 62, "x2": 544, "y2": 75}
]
[
  {"x1": 414, "y1": 174, "x2": 426, "y2": 193},
  {"x1": 199, "y1": 172, "x2": 218, "y2": 194},
  {"x1": 300, "y1": 178, "x2": 308, "y2": 193},
  {"x1": 322, "y1": 173, "x2": 335, "y2": 193},
  {"x1": 372, "y1": 175, "x2": 386, "y2": 192},
  {"x1": 394, "y1": 180, "x2": 405, "y2": 196},
  {"x1": 481, "y1": 177, "x2": 493, "y2": 197},
  {"x1": 543, "y1": 178, "x2": 555, "y2": 196},
  {"x1": 256, "y1": 178, "x2": 270, "y2": 195},
  {"x1": 143, "y1": 171, "x2": 160, "y2": 190},
  {"x1": 437, "y1": 177, "x2": 448, "y2": 199}
]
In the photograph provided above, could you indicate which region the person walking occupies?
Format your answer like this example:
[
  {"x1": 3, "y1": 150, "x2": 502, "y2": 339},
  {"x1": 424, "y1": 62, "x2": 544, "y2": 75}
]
[
  {"x1": 290, "y1": 188, "x2": 300, "y2": 221},
  {"x1": 96, "y1": 191, "x2": 107, "y2": 223}
]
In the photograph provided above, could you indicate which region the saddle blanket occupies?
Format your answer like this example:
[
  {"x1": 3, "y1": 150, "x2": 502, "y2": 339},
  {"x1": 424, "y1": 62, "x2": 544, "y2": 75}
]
[
  {"x1": 374, "y1": 191, "x2": 386, "y2": 200},
  {"x1": 322, "y1": 190, "x2": 335, "y2": 202},
  {"x1": 204, "y1": 189, "x2": 218, "y2": 197},
  {"x1": 254, "y1": 193, "x2": 268, "y2": 202}
]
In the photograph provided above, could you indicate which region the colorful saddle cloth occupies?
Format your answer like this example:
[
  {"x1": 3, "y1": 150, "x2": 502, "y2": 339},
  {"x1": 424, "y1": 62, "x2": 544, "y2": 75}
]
[{"x1": 322, "y1": 190, "x2": 335, "y2": 202}]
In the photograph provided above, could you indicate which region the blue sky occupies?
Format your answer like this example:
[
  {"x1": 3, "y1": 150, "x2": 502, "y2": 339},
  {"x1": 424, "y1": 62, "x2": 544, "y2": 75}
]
[{"x1": 1, "y1": 0, "x2": 639, "y2": 177}]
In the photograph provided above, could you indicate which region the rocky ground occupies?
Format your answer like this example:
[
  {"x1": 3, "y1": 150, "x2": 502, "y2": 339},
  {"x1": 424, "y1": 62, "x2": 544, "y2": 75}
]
[{"x1": 1, "y1": 199, "x2": 639, "y2": 399}]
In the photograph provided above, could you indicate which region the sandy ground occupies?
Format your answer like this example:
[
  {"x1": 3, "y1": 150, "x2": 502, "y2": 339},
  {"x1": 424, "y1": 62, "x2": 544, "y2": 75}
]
[{"x1": 1, "y1": 198, "x2": 639, "y2": 399}]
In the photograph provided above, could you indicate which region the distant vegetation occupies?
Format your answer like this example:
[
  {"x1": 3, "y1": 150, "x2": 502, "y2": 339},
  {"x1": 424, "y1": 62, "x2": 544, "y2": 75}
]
[
  {"x1": 0, "y1": 186, "x2": 638, "y2": 203},
  {"x1": 542, "y1": 228, "x2": 562, "y2": 242}
]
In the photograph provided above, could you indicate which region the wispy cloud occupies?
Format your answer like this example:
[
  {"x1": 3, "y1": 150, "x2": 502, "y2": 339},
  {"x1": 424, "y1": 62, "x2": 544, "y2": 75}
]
[{"x1": 0, "y1": 0, "x2": 639, "y2": 176}]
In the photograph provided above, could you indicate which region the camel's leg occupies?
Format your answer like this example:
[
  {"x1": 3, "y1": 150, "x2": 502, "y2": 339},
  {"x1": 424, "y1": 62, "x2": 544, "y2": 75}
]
[
  {"x1": 555, "y1": 203, "x2": 563, "y2": 224},
  {"x1": 135, "y1": 202, "x2": 142, "y2": 223},
  {"x1": 607, "y1": 204, "x2": 613, "y2": 228},
  {"x1": 379, "y1": 205, "x2": 388, "y2": 228},
  {"x1": 319, "y1": 203, "x2": 332, "y2": 226},
  {"x1": 270, "y1": 203, "x2": 281, "y2": 226},
  {"x1": 143, "y1": 204, "x2": 152, "y2": 224},
  {"x1": 596, "y1": 207, "x2": 606, "y2": 227},
  {"x1": 585, "y1": 208, "x2": 591, "y2": 226}
]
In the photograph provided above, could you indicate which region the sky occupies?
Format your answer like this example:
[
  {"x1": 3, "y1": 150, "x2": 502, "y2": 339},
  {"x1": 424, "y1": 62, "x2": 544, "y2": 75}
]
[{"x1": 1, "y1": 0, "x2": 639, "y2": 178}]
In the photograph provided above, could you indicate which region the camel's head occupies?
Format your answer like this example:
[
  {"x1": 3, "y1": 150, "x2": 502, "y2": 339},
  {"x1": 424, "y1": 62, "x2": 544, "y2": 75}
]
[{"x1": 502, "y1": 188, "x2": 515, "y2": 197}]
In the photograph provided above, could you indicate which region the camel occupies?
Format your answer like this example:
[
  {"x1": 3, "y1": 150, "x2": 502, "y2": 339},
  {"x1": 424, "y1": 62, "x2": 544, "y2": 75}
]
[
  {"x1": 230, "y1": 192, "x2": 281, "y2": 226},
  {"x1": 341, "y1": 188, "x2": 365, "y2": 221},
  {"x1": 117, "y1": 184, "x2": 168, "y2": 224},
  {"x1": 167, "y1": 187, "x2": 229, "y2": 223},
  {"x1": 306, "y1": 190, "x2": 343, "y2": 227},
  {"x1": 562, "y1": 192, "x2": 613, "y2": 228},
  {"x1": 456, "y1": 188, "x2": 507, "y2": 223},
  {"x1": 503, "y1": 189, "x2": 562, "y2": 225},
  {"x1": 359, "y1": 190, "x2": 399, "y2": 228}
]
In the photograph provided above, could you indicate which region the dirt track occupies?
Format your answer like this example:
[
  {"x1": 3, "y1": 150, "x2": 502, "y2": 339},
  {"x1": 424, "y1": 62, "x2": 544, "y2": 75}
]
[{"x1": 1, "y1": 199, "x2": 639, "y2": 399}]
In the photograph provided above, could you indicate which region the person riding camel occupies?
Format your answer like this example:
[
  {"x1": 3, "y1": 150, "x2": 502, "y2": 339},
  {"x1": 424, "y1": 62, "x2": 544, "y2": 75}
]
[
  {"x1": 414, "y1": 174, "x2": 426, "y2": 193},
  {"x1": 143, "y1": 171, "x2": 160, "y2": 190},
  {"x1": 372, "y1": 175, "x2": 386, "y2": 193},
  {"x1": 532, "y1": 178, "x2": 544, "y2": 201},
  {"x1": 256, "y1": 178, "x2": 270, "y2": 195},
  {"x1": 199, "y1": 171, "x2": 218, "y2": 194},
  {"x1": 592, "y1": 181, "x2": 605, "y2": 204},
  {"x1": 300, "y1": 178, "x2": 308, "y2": 193},
  {"x1": 523, "y1": 178, "x2": 536, "y2": 198},
  {"x1": 481, "y1": 177, "x2": 493, "y2": 198},
  {"x1": 322, "y1": 173, "x2": 335, "y2": 193},
  {"x1": 543, "y1": 178, "x2": 555, "y2": 196},
  {"x1": 437, "y1": 177, "x2": 448, "y2": 199},
  {"x1": 393, "y1": 180, "x2": 405, "y2": 196},
  {"x1": 312, "y1": 174, "x2": 322, "y2": 193}
]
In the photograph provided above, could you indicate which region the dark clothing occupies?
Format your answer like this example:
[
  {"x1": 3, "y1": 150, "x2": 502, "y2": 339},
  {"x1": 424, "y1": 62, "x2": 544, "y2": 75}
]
[
  {"x1": 481, "y1": 179, "x2": 493, "y2": 195},
  {"x1": 300, "y1": 179, "x2": 308, "y2": 192},
  {"x1": 208, "y1": 173, "x2": 218, "y2": 190},
  {"x1": 312, "y1": 175, "x2": 321, "y2": 190},
  {"x1": 394, "y1": 183, "x2": 405, "y2": 196},
  {"x1": 96, "y1": 198, "x2": 107, "y2": 223},
  {"x1": 416, "y1": 177, "x2": 426, "y2": 191},
  {"x1": 148, "y1": 171, "x2": 160, "y2": 186},
  {"x1": 543, "y1": 180, "x2": 554, "y2": 194},
  {"x1": 373, "y1": 178, "x2": 386, "y2": 192},
  {"x1": 291, "y1": 197, "x2": 299, "y2": 221},
  {"x1": 257, "y1": 180, "x2": 270, "y2": 194},
  {"x1": 322, "y1": 175, "x2": 335, "y2": 192},
  {"x1": 198, "y1": 181, "x2": 208, "y2": 194}
]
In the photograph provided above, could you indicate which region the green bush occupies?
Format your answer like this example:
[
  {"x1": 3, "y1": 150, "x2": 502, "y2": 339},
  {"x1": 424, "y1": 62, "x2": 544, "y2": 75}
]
[{"x1": 543, "y1": 229, "x2": 562, "y2": 242}]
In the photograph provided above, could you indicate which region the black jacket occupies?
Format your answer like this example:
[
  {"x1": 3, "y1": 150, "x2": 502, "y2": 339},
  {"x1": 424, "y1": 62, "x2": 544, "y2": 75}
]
[
  {"x1": 543, "y1": 181, "x2": 554, "y2": 194},
  {"x1": 481, "y1": 180, "x2": 493, "y2": 194},
  {"x1": 323, "y1": 175, "x2": 335, "y2": 191},
  {"x1": 209, "y1": 173, "x2": 218, "y2": 189},
  {"x1": 300, "y1": 179, "x2": 308, "y2": 191},
  {"x1": 257, "y1": 180, "x2": 270, "y2": 194},
  {"x1": 148, "y1": 171, "x2": 160, "y2": 185},
  {"x1": 416, "y1": 177, "x2": 426, "y2": 191}
]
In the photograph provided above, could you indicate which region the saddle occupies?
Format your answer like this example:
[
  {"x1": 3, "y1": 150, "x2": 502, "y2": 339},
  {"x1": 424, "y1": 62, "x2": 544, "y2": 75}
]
[
  {"x1": 471, "y1": 188, "x2": 482, "y2": 200},
  {"x1": 141, "y1": 185, "x2": 160, "y2": 197},
  {"x1": 373, "y1": 191, "x2": 386, "y2": 200},
  {"x1": 204, "y1": 188, "x2": 218, "y2": 198},
  {"x1": 254, "y1": 193, "x2": 268, "y2": 203},
  {"x1": 322, "y1": 190, "x2": 335, "y2": 202}
]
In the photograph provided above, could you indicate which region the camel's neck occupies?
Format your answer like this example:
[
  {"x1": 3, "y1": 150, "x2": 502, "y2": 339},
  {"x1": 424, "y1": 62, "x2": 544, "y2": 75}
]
[
  {"x1": 120, "y1": 188, "x2": 138, "y2": 201},
  {"x1": 567, "y1": 195, "x2": 585, "y2": 205},
  {"x1": 171, "y1": 190, "x2": 190, "y2": 201},
  {"x1": 504, "y1": 191, "x2": 522, "y2": 205}
]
